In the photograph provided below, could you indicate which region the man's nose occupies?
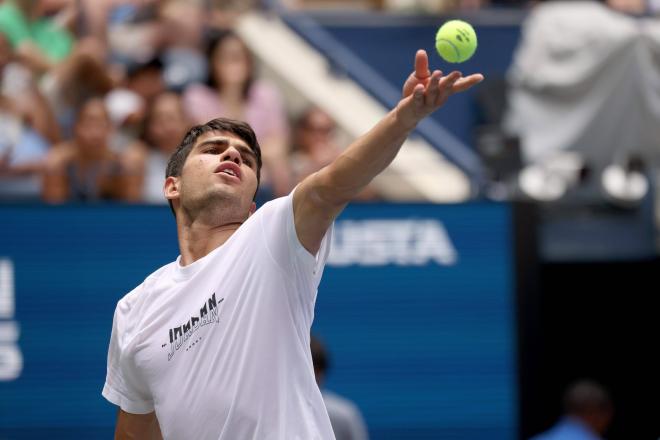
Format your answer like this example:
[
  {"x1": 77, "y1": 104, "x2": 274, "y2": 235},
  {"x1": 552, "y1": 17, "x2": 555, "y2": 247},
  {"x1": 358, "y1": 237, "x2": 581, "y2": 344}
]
[{"x1": 221, "y1": 147, "x2": 242, "y2": 165}]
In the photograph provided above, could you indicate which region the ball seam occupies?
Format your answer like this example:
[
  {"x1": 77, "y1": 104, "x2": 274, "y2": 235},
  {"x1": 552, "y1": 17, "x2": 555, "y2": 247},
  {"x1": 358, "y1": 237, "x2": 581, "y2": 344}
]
[{"x1": 436, "y1": 38, "x2": 461, "y2": 63}]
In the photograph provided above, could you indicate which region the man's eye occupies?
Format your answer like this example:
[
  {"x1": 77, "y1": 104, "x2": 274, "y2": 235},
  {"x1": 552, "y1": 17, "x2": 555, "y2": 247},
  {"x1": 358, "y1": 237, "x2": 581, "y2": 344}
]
[
  {"x1": 206, "y1": 148, "x2": 220, "y2": 154},
  {"x1": 243, "y1": 158, "x2": 252, "y2": 166}
]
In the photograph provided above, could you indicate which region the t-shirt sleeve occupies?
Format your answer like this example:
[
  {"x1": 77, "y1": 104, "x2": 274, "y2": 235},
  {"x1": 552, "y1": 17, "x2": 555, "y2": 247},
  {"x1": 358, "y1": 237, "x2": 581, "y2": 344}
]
[
  {"x1": 258, "y1": 189, "x2": 333, "y2": 295},
  {"x1": 102, "y1": 295, "x2": 155, "y2": 414}
]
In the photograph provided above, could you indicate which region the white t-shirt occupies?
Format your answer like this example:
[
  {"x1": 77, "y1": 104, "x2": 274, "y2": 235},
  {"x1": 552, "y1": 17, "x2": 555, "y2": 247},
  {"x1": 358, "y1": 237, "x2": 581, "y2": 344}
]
[{"x1": 102, "y1": 192, "x2": 336, "y2": 440}]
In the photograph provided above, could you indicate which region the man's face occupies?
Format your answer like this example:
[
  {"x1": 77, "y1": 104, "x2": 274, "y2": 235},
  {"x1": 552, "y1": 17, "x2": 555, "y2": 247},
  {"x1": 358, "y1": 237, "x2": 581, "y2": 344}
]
[
  {"x1": 297, "y1": 109, "x2": 336, "y2": 152},
  {"x1": 148, "y1": 93, "x2": 188, "y2": 153},
  {"x1": 212, "y1": 36, "x2": 251, "y2": 89},
  {"x1": 74, "y1": 99, "x2": 111, "y2": 154},
  {"x1": 167, "y1": 131, "x2": 259, "y2": 219},
  {"x1": 130, "y1": 68, "x2": 165, "y2": 103}
]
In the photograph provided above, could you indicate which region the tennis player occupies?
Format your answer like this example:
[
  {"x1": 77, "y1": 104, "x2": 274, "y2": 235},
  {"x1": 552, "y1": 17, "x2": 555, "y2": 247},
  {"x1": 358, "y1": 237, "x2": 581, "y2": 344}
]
[{"x1": 102, "y1": 50, "x2": 483, "y2": 439}]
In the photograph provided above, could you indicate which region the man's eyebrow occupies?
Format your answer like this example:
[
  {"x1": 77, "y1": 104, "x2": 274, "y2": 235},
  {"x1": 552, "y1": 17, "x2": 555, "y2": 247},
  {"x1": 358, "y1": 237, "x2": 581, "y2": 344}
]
[
  {"x1": 196, "y1": 138, "x2": 257, "y2": 161},
  {"x1": 196, "y1": 138, "x2": 230, "y2": 150}
]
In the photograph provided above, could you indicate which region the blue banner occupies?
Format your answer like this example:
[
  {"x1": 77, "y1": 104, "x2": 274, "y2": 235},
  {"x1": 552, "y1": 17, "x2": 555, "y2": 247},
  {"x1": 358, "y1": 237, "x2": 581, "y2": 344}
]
[{"x1": 0, "y1": 202, "x2": 516, "y2": 439}]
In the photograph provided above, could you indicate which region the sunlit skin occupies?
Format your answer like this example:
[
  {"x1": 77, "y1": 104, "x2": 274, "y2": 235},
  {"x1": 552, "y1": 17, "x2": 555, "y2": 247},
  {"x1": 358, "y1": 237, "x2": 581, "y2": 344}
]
[{"x1": 164, "y1": 131, "x2": 259, "y2": 266}]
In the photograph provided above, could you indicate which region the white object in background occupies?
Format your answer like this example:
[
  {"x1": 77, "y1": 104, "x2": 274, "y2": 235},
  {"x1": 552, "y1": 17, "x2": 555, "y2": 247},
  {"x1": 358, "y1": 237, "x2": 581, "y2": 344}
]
[
  {"x1": 601, "y1": 164, "x2": 649, "y2": 205},
  {"x1": 0, "y1": 259, "x2": 22, "y2": 381},
  {"x1": 519, "y1": 164, "x2": 567, "y2": 201}
]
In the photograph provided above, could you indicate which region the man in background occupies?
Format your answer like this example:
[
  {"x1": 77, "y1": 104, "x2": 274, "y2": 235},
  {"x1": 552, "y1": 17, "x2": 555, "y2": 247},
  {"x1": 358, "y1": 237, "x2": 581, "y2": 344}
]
[
  {"x1": 311, "y1": 335, "x2": 369, "y2": 440},
  {"x1": 530, "y1": 379, "x2": 613, "y2": 440}
]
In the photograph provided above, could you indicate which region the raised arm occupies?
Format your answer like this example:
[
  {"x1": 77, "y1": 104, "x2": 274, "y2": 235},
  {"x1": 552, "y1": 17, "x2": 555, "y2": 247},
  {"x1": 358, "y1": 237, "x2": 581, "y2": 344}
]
[{"x1": 293, "y1": 50, "x2": 483, "y2": 254}]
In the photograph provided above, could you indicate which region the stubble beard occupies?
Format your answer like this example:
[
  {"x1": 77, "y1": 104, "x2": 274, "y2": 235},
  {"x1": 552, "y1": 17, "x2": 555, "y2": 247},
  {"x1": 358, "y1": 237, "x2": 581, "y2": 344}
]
[{"x1": 181, "y1": 186, "x2": 251, "y2": 226}]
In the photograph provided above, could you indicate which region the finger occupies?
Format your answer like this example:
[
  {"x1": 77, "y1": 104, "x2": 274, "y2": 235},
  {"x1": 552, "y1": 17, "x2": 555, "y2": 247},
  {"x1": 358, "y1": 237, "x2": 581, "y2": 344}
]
[
  {"x1": 431, "y1": 71, "x2": 461, "y2": 106},
  {"x1": 414, "y1": 50, "x2": 431, "y2": 80},
  {"x1": 402, "y1": 72, "x2": 420, "y2": 98},
  {"x1": 425, "y1": 70, "x2": 443, "y2": 105},
  {"x1": 413, "y1": 84, "x2": 425, "y2": 105},
  {"x1": 451, "y1": 74, "x2": 485, "y2": 93},
  {"x1": 438, "y1": 71, "x2": 462, "y2": 90}
]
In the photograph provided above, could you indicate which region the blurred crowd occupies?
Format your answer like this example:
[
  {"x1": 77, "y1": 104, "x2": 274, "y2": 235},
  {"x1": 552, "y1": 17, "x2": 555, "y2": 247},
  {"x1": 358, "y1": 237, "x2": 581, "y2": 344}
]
[
  {"x1": 322, "y1": 0, "x2": 656, "y2": 14},
  {"x1": 284, "y1": 0, "x2": 532, "y2": 12},
  {"x1": 4, "y1": 0, "x2": 658, "y2": 206},
  {"x1": 0, "y1": 0, "x2": 365, "y2": 204}
]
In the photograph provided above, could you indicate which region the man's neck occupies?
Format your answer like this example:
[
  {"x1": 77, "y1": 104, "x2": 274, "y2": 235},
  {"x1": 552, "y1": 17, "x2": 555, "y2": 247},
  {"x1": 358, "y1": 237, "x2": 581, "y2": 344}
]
[{"x1": 177, "y1": 220, "x2": 243, "y2": 266}]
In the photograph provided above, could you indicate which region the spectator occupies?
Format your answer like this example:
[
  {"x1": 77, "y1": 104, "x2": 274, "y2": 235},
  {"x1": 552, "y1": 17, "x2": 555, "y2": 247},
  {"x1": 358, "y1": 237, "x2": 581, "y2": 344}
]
[
  {"x1": 39, "y1": 37, "x2": 116, "y2": 138},
  {"x1": 606, "y1": 0, "x2": 646, "y2": 14},
  {"x1": 124, "y1": 56, "x2": 165, "y2": 106},
  {"x1": 529, "y1": 379, "x2": 613, "y2": 440},
  {"x1": 0, "y1": 0, "x2": 75, "y2": 73},
  {"x1": 310, "y1": 335, "x2": 369, "y2": 440},
  {"x1": 183, "y1": 30, "x2": 290, "y2": 198},
  {"x1": 292, "y1": 106, "x2": 380, "y2": 200},
  {"x1": 0, "y1": 108, "x2": 50, "y2": 200},
  {"x1": 122, "y1": 91, "x2": 190, "y2": 203},
  {"x1": 42, "y1": 96, "x2": 127, "y2": 202},
  {"x1": 80, "y1": 0, "x2": 205, "y2": 91},
  {"x1": 504, "y1": 0, "x2": 660, "y2": 177},
  {"x1": 1, "y1": 30, "x2": 59, "y2": 142},
  {"x1": 1, "y1": 30, "x2": 56, "y2": 200},
  {"x1": 204, "y1": 0, "x2": 259, "y2": 31},
  {"x1": 92, "y1": 0, "x2": 162, "y2": 66},
  {"x1": 291, "y1": 106, "x2": 342, "y2": 183},
  {"x1": 104, "y1": 56, "x2": 165, "y2": 151}
]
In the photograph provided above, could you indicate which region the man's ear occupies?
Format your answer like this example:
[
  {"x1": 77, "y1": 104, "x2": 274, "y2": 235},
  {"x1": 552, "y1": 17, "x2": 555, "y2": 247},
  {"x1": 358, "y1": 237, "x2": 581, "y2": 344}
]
[{"x1": 164, "y1": 176, "x2": 180, "y2": 202}]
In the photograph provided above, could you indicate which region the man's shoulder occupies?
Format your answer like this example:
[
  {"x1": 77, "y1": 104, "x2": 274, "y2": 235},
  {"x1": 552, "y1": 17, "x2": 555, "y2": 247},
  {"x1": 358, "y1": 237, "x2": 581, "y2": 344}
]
[
  {"x1": 322, "y1": 390, "x2": 362, "y2": 419},
  {"x1": 256, "y1": 193, "x2": 293, "y2": 215},
  {"x1": 115, "y1": 261, "x2": 176, "y2": 313},
  {"x1": 110, "y1": 261, "x2": 177, "y2": 347},
  {"x1": 244, "y1": 193, "x2": 294, "y2": 233}
]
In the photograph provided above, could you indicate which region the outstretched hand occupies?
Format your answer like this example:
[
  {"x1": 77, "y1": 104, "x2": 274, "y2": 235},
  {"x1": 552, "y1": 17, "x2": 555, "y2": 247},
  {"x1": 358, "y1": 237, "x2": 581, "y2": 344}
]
[{"x1": 398, "y1": 50, "x2": 484, "y2": 129}]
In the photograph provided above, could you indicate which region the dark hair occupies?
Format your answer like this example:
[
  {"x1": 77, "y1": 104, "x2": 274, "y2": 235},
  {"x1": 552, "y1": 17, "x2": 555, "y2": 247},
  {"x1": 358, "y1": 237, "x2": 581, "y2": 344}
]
[
  {"x1": 126, "y1": 56, "x2": 163, "y2": 80},
  {"x1": 563, "y1": 379, "x2": 612, "y2": 416},
  {"x1": 292, "y1": 106, "x2": 336, "y2": 154},
  {"x1": 310, "y1": 335, "x2": 329, "y2": 374},
  {"x1": 206, "y1": 30, "x2": 254, "y2": 99},
  {"x1": 74, "y1": 96, "x2": 111, "y2": 128},
  {"x1": 165, "y1": 118, "x2": 262, "y2": 213}
]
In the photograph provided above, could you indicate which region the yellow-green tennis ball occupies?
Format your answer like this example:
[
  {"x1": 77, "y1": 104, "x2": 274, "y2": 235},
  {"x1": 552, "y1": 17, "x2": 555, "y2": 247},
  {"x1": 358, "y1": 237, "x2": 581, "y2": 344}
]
[{"x1": 435, "y1": 20, "x2": 478, "y2": 63}]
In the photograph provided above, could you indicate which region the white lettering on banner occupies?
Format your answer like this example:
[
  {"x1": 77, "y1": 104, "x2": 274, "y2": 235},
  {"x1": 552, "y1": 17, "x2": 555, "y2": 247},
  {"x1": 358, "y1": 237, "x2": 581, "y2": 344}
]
[
  {"x1": 328, "y1": 220, "x2": 458, "y2": 267},
  {"x1": 0, "y1": 259, "x2": 22, "y2": 381},
  {"x1": 0, "y1": 259, "x2": 14, "y2": 316}
]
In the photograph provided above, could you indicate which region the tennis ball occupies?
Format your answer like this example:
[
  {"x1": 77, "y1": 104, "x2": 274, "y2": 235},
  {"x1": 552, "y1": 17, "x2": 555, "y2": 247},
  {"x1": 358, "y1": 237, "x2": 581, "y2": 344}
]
[{"x1": 435, "y1": 20, "x2": 477, "y2": 63}]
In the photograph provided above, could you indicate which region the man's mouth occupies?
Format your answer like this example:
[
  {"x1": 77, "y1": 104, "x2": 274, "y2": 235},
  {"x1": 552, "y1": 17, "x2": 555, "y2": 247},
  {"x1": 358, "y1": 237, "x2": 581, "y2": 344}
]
[{"x1": 215, "y1": 162, "x2": 242, "y2": 181}]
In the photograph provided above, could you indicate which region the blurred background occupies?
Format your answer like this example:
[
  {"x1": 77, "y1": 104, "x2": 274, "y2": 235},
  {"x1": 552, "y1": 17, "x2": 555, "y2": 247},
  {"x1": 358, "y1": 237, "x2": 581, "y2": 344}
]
[{"x1": 1, "y1": 0, "x2": 659, "y2": 438}]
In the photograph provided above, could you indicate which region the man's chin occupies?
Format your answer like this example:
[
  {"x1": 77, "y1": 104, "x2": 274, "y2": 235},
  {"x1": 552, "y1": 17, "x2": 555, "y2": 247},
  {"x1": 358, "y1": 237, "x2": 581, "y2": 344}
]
[{"x1": 202, "y1": 190, "x2": 252, "y2": 213}]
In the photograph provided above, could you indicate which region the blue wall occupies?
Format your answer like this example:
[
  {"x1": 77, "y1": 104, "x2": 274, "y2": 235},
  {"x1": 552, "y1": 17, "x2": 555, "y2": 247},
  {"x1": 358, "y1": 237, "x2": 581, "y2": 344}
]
[
  {"x1": 313, "y1": 15, "x2": 522, "y2": 148},
  {"x1": 0, "y1": 202, "x2": 517, "y2": 439}
]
